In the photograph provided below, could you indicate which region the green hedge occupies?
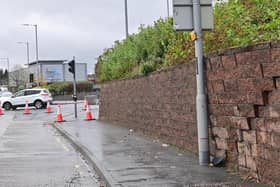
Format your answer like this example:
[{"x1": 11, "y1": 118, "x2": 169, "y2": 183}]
[
  {"x1": 45, "y1": 81, "x2": 93, "y2": 96},
  {"x1": 96, "y1": 0, "x2": 280, "y2": 82}
]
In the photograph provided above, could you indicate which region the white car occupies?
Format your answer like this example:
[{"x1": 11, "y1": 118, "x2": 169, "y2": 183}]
[{"x1": 0, "y1": 88, "x2": 53, "y2": 110}]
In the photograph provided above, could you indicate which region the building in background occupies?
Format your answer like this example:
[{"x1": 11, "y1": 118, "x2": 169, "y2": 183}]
[{"x1": 9, "y1": 60, "x2": 88, "y2": 90}]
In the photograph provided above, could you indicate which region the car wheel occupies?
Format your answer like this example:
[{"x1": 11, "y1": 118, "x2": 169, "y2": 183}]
[
  {"x1": 3, "y1": 102, "x2": 12, "y2": 110},
  {"x1": 34, "y1": 100, "x2": 43, "y2": 109}
]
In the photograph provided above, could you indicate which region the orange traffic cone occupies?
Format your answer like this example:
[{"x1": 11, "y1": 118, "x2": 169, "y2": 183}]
[
  {"x1": 56, "y1": 104, "x2": 64, "y2": 122},
  {"x1": 85, "y1": 103, "x2": 95, "y2": 121},
  {"x1": 0, "y1": 101, "x2": 4, "y2": 115},
  {"x1": 45, "y1": 100, "x2": 52, "y2": 113},
  {"x1": 83, "y1": 97, "x2": 88, "y2": 111},
  {"x1": 24, "y1": 101, "x2": 31, "y2": 114}
]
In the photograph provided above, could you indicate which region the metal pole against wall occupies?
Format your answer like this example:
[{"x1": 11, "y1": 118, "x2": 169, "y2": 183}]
[
  {"x1": 193, "y1": 0, "x2": 209, "y2": 166},
  {"x1": 124, "y1": 0, "x2": 129, "y2": 38}
]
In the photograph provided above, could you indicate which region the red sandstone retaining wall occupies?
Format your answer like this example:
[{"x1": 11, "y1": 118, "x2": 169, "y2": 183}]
[{"x1": 99, "y1": 41, "x2": 280, "y2": 184}]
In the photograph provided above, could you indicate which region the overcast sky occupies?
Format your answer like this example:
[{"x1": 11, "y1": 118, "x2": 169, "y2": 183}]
[{"x1": 0, "y1": 0, "x2": 171, "y2": 73}]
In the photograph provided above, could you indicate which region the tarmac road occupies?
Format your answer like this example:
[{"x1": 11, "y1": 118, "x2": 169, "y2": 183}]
[{"x1": 0, "y1": 107, "x2": 100, "y2": 187}]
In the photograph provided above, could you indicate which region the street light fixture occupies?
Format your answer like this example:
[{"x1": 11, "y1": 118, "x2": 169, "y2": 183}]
[
  {"x1": 0, "y1": 58, "x2": 10, "y2": 88},
  {"x1": 22, "y1": 23, "x2": 39, "y2": 86}
]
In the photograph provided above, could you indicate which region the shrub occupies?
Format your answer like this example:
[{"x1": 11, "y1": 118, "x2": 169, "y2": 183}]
[
  {"x1": 96, "y1": 0, "x2": 280, "y2": 82},
  {"x1": 45, "y1": 81, "x2": 93, "y2": 96}
]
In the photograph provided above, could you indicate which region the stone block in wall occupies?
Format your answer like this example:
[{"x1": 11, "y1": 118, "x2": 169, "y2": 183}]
[
  {"x1": 210, "y1": 116, "x2": 233, "y2": 127},
  {"x1": 267, "y1": 105, "x2": 280, "y2": 118},
  {"x1": 257, "y1": 131, "x2": 271, "y2": 145},
  {"x1": 238, "y1": 155, "x2": 246, "y2": 167},
  {"x1": 262, "y1": 63, "x2": 280, "y2": 77},
  {"x1": 224, "y1": 79, "x2": 239, "y2": 92},
  {"x1": 251, "y1": 49, "x2": 272, "y2": 64},
  {"x1": 210, "y1": 56, "x2": 223, "y2": 72},
  {"x1": 271, "y1": 48, "x2": 280, "y2": 63},
  {"x1": 250, "y1": 118, "x2": 266, "y2": 131},
  {"x1": 216, "y1": 92, "x2": 264, "y2": 105},
  {"x1": 212, "y1": 127, "x2": 229, "y2": 139},
  {"x1": 222, "y1": 55, "x2": 236, "y2": 69},
  {"x1": 235, "y1": 49, "x2": 271, "y2": 65},
  {"x1": 218, "y1": 64, "x2": 263, "y2": 80},
  {"x1": 231, "y1": 117, "x2": 249, "y2": 130},
  {"x1": 238, "y1": 78, "x2": 274, "y2": 91},
  {"x1": 233, "y1": 104, "x2": 255, "y2": 117},
  {"x1": 268, "y1": 90, "x2": 280, "y2": 105},
  {"x1": 208, "y1": 104, "x2": 235, "y2": 116},
  {"x1": 238, "y1": 142, "x2": 251, "y2": 155},
  {"x1": 216, "y1": 138, "x2": 228, "y2": 150},
  {"x1": 251, "y1": 144, "x2": 258, "y2": 157},
  {"x1": 236, "y1": 129, "x2": 243, "y2": 142},
  {"x1": 235, "y1": 52, "x2": 251, "y2": 65},
  {"x1": 271, "y1": 133, "x2": 280, "y2": 149},
  {"x1": 211, "y1": 80, "x2": 224, "y2": 93},
  {"x1": 246, "y1": 155, "x2": 257, "y2": 171},
  {"x1": 266, "y1": 118, "x2": 280, "y2": 133},
  {"x1": 243, "y1": 130, "x2": 257, "y2": 144}
]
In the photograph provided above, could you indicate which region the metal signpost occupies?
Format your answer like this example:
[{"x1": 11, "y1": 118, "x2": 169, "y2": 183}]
[
  {"x1": 68, "y1": 57, "x2": 78, "y2": 119},
  {"x1": 173, "y1": 0, "x2": 213, "y2": 166}
]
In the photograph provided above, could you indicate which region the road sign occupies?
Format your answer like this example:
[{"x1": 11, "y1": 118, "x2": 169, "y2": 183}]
[{"x1": 173, "y1": 0, "x2": 214, "y2": 31}]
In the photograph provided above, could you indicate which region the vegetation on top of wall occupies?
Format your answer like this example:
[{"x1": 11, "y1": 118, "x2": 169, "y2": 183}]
[
  {"x1": 45, "y1": 81, "x2": 93, "y2": 96},
  {"x1": 96, "y1": 0, "x2": 280, "y2": 82}
]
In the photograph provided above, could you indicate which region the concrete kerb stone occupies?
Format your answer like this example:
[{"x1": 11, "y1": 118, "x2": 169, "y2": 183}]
[{"x1": 52, "y1": 123, "x2": 120, "y2": 187}]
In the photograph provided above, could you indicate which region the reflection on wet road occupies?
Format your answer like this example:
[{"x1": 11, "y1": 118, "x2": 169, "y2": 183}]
[{"x1": 0, "y1": 110, "x2": 100, "y2": 187}]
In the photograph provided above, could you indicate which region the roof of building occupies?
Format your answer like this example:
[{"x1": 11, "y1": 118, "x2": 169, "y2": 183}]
[{"x1": 28, "y1": 60, "x2": 67, "y2": 66}]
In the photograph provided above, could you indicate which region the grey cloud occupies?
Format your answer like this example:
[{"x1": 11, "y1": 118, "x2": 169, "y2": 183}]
[{"x1": 0, "y1": 0, "x2": 170, "y2": 73}]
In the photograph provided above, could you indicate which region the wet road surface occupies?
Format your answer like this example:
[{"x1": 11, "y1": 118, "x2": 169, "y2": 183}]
[{"x1": 0, "y1": 109, "x2": 100, "y2": 187}]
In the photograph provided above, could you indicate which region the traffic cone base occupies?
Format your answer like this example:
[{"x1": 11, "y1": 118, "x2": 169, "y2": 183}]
[
  {"x1": 56, "y1": 105, "x2": 65, "y2": 122},
  {"x1": 24, "y1": 102, "x2": 31, "y2": 115},
  {"x1": 56, "y1": 114, "x2": 65, "y2": 122},
  {"x1": 84, "y1": 103, "x2": 95, "y2": 121},
  {"x1": 45, "y1": 101, "x2": 52, "y2": 113}
]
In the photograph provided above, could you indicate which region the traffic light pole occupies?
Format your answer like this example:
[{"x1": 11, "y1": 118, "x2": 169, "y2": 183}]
[{"x1": 73, "y1": 57, "x2": 78, "y2": 119}]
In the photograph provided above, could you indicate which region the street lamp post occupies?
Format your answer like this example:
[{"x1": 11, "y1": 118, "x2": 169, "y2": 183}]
[
  {"x1": 124, "y1": 0, "x2": 129, "y2": 38},
  {"x1": 22, "y1": 24, "x2": 39, "y2": 86},
  {"x1": 17, "y1": 42, "x2": 30, "y2": 83},
  {"x1": 17, "y1": 42, "x2": 30, "y2": 67},
  {"x1": 167, "y1": 0, "x2": 170, "y2": 17},
  {"x1": 0, "y1": 58, "x2": 10, "y2": 88}
]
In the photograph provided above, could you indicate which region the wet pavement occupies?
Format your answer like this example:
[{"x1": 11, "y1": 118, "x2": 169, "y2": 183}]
[
  {"x1": 0, "y1": 108, "x2": 100, "y2": 187},
  {"x1": 0, "y1": 103, "x2": 270, "y2": 187},
  {"x1": 51, "y1": 104, "x2": 269, "y2": 187}
]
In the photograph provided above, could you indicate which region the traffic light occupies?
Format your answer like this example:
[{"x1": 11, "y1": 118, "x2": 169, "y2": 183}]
[{"x1": 68, "y1": 60, "x2": 75, "y2": 74}]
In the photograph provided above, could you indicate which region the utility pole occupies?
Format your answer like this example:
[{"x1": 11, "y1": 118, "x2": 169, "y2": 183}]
[
  {"x1": 124, "y1": 0, "x2": 129, "y2": 38},
  {"x1": 193, "y1": 0, "x2": 209, "y2": 166}
]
